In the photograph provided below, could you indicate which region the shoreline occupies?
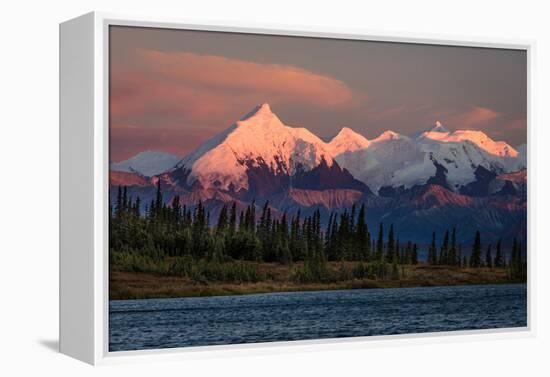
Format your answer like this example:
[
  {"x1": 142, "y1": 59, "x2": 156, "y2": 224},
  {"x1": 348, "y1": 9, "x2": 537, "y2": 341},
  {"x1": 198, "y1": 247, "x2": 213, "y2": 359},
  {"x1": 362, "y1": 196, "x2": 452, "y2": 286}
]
[{"x1": 110, "y1": 263, "x2": 523, "y2": 300}]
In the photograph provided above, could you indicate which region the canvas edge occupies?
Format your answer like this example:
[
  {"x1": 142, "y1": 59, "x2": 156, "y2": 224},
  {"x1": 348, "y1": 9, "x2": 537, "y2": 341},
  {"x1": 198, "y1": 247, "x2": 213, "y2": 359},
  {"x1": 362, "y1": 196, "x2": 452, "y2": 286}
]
[
  {"x1": 59, "y1": 11, "x2": 97, "y2": 365},
  {"x1": 59, "y1": 10, "x2": 536, "y2": 366}
]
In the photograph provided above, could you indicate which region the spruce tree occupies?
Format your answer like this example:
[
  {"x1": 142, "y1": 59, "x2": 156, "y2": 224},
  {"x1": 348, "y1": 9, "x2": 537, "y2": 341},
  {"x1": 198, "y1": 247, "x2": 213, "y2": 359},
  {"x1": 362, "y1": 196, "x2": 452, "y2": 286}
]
[
  {"x1": 356, "y1": 204, "x2": 370, "y2": 261},
  {"x1": 171, "y1": 196, "x2": 181, "y2": 223},
  {"x1": 440, "y1": 230, "x2": 449, "y2": 265},
  {"x1": 217, "y1": 204, "x2": 228, "y2": 233},
  {"x1": 404, "y1": 241, "x2": 412, "y2": 264},
  {"x1": 412, "y1": 243, "x2": 418, "y2": 265},
  {"x1": 229, "y1": 202, "x2": 237, "y2": 235},
  {"x1": 259, "y1": 201, "x2": 269, "y2": 234},
  {"x1": 122, "y1": 186, "x2": 128, "y2": 215},
  {"x1": 290, "y1": 210, "x2": 301, "y2": 261},
  {"x1": 350, "y1": 204, "x2": 356, "y2": 235},
  {"x1": 337, "y1": 210, "x2": 351, "y2": 260},
  {"x1": 325, "y1": 213, "x2": 334, "y2": 259},
  {"x1": 449, "y1": 227, "x2": 457, "y2": 266},
  {"x1": 428, "y1": 232, "x2": 437, "y2": 265},
  {"x1": 376, "y1": 222, "x2": 384, "y2": 261},
  {"x1": 331, "y1": 213, "x2": 339, "y2": 260},
  {"x1": 134, "y1": 196, "x2": 141, "y2": 217},
  {"x1": 494, "y1": 238, "x2": 503, "y2": 268},
  {"x1": 470, "y1": 230, "x2": 482, "y2": 268},
  {"x1": 279, "y1": 212, "x2": 291, "y2": 264},
  {"x1": 386, "y1": 224, "x2": 395, "y2": 263},
  {"x1": 238, "y1": 211, "x2": 245, "y2": 232},
  {"x1": 249, "y1": 200, "x2": 256, "y2": 232},
  {"x1": 154, "y1": 179, "x2": 162, "y2": 218}
]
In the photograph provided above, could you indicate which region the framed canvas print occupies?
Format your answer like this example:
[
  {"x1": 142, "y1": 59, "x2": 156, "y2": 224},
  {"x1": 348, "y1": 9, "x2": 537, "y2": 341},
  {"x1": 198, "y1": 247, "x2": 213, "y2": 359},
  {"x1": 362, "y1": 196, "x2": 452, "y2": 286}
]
[{"x1": 60, "y1": 12, "x2": 533, "y2": 365}]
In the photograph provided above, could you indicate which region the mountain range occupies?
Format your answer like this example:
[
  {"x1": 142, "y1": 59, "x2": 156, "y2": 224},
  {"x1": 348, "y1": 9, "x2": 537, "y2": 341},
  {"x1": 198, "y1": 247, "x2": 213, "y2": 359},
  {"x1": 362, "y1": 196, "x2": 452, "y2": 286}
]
[{"x1": 110, "y1": 103, "x2": 527, "y2": 245}]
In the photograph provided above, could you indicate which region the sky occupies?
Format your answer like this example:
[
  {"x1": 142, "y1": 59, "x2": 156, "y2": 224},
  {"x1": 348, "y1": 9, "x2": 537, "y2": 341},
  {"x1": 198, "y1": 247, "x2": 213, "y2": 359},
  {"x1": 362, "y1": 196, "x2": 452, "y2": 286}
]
[{"x1": 109, "y1": 26, "x2": 527, "y2": 162}]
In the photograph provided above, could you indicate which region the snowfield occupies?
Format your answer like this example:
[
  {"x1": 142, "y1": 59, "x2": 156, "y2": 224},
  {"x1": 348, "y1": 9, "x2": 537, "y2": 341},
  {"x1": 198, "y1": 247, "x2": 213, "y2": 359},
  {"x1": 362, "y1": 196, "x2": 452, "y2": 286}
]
[{"x1": 111, "y1": 151, "x2": 181, "y2": 177}]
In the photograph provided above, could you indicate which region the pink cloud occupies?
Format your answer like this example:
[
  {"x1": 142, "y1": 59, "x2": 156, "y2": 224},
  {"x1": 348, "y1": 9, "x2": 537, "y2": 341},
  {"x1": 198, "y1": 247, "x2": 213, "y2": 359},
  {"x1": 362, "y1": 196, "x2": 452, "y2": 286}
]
[
  {"x1": 135, "y1": 50, "x2": 355, "y2": 108},
  {"x1": 455, "y1": 106, "x2": 500, "y2": 127},
  {"x1": 110, "y1": 50, "x2": 358, "y2": 131},
  {"x1": 430, "y1": 106, "x2": 498, "y2": 128},
  {"x1": 426, "y1": 106, "x2": 501, "y2": 130}
]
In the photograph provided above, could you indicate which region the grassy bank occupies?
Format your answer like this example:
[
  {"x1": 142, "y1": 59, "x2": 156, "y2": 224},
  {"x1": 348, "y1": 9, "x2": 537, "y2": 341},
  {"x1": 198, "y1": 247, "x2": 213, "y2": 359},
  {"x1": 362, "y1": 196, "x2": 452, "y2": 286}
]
[{"x1": 110, "y1": 262, "x2": 520, "y2": 300}]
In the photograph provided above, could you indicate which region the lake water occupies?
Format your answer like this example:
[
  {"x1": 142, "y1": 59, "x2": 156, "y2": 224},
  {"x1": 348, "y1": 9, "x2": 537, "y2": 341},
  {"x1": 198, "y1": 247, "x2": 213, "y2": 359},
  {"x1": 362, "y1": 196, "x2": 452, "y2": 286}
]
[{"x1": 109, "y1": 283, "x2": 527, "y2": 352}]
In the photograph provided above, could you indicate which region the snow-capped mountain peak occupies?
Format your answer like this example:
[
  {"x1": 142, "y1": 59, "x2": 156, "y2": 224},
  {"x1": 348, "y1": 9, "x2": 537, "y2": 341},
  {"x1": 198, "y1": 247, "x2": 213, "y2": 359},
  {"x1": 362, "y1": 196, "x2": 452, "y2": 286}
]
[
  {"x1": 335, "y1": 126, "x2": 361, "y2": 137},
  {"x1": 326, "y1": 127, "x2": 370, "y2": 156},
  {"x1": 237, "y1": 102, "x2": 282, "y2": 127},
  {"x1": 431, "y1": 121, "x2": 449, "y2": 133},
  {"x1": 110, "y1": 150, "x2": 181, "y2": 177},
  {"x1": 373, "y1": 130, "x2": 403, "y2": 142},
  {"x1": 239, "y1": 102, "x2": 273, "y2": 119},
  {"x1": 444, "y1": 130, "x2": 518, "y2": 158},
  {"x1": 417, "y1": 123, "x2": 518, "y2": 158},
  {"x1": 177, "y1": 103, "x2": 335, "y2": 191},
  {"x1": 416, "y1": 121, "x2": 450, "y2": 140},
  {"x1": 450, "y1": 132, "x2": 513, "y2": 157}
]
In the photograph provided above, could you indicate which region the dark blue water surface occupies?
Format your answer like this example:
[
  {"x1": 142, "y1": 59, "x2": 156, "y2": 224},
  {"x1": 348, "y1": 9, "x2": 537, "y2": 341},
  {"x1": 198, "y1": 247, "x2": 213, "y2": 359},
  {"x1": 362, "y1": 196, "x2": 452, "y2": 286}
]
[{"x1": 109, "y1": 283, "x2": 527, "y2": 351}]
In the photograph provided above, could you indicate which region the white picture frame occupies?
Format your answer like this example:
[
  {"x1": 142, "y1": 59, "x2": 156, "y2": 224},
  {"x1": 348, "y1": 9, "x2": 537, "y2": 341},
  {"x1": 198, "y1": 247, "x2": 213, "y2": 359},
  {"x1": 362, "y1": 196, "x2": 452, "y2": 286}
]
[{"x1": 59, "y1": 11, "x2": 535, "y2": 365}]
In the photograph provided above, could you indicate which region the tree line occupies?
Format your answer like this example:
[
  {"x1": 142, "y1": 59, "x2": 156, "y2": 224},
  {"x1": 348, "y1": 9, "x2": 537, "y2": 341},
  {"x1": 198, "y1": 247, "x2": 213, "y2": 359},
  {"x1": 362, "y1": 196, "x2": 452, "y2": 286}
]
[
  {"x1": 109, "y1": 182, "x2": 526, "y2": 282},
  {"x1": 109, "y1": 182, "x2": 418, "y2": 265}
]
